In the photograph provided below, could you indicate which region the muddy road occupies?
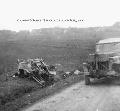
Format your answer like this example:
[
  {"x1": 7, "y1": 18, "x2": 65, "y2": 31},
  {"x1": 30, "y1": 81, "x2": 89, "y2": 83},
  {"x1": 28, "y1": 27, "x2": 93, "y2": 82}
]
[{"x1": 23, "y1": 77, "x2": 120, "y2": 111}]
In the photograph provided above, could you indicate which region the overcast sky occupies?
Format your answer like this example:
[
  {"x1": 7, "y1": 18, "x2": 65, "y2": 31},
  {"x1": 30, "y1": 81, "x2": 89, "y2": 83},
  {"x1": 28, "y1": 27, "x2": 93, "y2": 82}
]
[{"x1": 0, "y1": 0, "x2": 120, "y2": 31}]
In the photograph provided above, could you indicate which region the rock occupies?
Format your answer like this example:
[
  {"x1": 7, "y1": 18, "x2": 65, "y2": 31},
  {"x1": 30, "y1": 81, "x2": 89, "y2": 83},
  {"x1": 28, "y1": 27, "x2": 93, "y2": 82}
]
[
  {"x1": 49, "y1": 71, "x2": 57, "y2": 75},
  {"x1": 74, "y1": 70, "x2": 81, "y2": 75},
  {"x1": 65, "y1": 72, "x2": 70, "y2": 75}
]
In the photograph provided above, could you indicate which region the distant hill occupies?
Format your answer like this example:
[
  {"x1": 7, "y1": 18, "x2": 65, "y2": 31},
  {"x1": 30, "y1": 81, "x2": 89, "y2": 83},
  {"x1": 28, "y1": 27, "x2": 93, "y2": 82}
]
[{"x1": 0, "y1": 22, "x2": 120, "y2": 73}]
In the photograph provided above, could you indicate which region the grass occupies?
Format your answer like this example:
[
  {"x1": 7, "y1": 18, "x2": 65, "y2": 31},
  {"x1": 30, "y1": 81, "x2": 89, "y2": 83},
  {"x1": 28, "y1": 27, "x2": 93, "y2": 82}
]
[
  {"x1": 0, "y1": 27, "x2": 103, "y2": 111},
  {"x1": 0, "y1": 74, "x2": 84, "y2": 111},
  {"x1": 0, "y1": 77, "x2": 40, "y2": 105}
]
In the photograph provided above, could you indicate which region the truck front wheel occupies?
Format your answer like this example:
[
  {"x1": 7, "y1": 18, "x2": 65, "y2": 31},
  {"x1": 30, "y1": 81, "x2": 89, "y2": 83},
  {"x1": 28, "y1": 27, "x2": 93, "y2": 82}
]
[{"x1": 84, "y1": 75, "x2": 90, "y2": 85}]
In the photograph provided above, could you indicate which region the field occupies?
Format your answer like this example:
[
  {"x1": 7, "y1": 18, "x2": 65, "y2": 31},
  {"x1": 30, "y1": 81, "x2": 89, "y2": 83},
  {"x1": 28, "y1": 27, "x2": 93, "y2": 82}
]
[
  {"x1": 0, "y1": 74, "x2": 84, "y2": 111},
  {"x1": 0, "y1": 22, "x2": 120, "y2": 111}
]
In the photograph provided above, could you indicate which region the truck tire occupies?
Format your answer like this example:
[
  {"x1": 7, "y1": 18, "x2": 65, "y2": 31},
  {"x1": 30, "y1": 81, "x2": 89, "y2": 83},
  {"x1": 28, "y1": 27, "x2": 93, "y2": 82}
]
[
  {"x1": 84, "y1": 75, "x2": 90, "y2": 85},
  {"x1": 83, "y1": 62, "x2": 91, "y2": 85}
]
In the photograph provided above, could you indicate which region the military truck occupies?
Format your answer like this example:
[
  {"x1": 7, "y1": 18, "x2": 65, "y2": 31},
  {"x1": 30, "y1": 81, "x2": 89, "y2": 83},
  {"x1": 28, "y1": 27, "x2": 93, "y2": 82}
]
[{"x1": 83, "y1": 38, "x2": 120, "y2": 85}]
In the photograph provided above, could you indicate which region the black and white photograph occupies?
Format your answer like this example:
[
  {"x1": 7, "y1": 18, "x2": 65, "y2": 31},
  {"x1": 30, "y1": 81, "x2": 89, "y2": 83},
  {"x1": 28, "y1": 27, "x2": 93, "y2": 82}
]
[{"x1": 0, "y1": 0, "x2": 120, "y2": 111}]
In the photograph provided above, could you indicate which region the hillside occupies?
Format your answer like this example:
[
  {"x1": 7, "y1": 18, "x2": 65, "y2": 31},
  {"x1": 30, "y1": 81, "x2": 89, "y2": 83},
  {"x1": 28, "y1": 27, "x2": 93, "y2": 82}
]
[{"x1": 0, "y1": 22, "x2": 120, "y2": 74}]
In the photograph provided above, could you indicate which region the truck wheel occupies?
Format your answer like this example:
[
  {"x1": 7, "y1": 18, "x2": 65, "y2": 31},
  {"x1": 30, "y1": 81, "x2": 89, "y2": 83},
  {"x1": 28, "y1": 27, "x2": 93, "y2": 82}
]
[
  {"x1": 83, "y1": 62, "x2": 91, "y2": 85},
  {"x1": 84, "y1": 75, "x2": 90, "y2": 85}
]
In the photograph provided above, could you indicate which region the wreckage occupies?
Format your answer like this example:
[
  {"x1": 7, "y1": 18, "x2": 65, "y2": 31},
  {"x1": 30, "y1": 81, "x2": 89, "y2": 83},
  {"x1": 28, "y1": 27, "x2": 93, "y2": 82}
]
[{"x1": 14, "y1": 58, "x2": 55, "y2": 86}]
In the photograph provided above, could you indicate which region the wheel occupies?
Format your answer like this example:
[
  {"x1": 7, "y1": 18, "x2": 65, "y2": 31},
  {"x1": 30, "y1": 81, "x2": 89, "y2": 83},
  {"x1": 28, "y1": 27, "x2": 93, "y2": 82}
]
[
  {"x1": 19, "y1": 69, "x2": 25, "y2": 78},
  {"x1": 83, "y1": 62, "x2": 90, "y2": 85},
  {"x1": 84, "y1": 75, "x2": 90, "y2": 85}
]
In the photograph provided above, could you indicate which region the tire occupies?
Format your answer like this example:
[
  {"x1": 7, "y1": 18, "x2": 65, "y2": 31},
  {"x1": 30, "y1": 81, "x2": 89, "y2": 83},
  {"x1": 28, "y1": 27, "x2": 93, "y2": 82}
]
[
  {"x1": 19, "y1": 69, "x2": 25, "y2": 78},
  {"x1": 83, "y1": 62, "x2": 91, "y2": 85},
  {"x1": 84, "y1": 75, "x2": 90, "y2": 85}
]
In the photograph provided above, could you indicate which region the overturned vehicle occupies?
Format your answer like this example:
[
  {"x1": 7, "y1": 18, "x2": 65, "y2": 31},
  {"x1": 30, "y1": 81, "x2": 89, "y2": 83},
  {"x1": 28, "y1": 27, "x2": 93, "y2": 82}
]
[
  {"x1": 83, "y1": 38, "x2": 120, "y2": 85},
  {"x1": 14, "y1": 58, "x2": 55, "y2": 86}
]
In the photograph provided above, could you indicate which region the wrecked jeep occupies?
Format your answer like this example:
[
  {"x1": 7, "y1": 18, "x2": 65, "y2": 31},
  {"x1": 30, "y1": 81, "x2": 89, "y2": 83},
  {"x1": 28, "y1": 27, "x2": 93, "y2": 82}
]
[
  {"x1": 14, "y1": 58, "x2": 55, "y2": 86},
  {"x1": 83, "y1": 38, "x2": 120, "y2": 85}
]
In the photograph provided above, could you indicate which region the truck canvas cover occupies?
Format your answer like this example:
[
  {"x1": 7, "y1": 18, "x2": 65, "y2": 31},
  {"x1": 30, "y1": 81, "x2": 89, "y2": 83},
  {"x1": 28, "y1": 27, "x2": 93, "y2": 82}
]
[{"x1": 96, "y1": 38, "x2": 120, "y2": 55}]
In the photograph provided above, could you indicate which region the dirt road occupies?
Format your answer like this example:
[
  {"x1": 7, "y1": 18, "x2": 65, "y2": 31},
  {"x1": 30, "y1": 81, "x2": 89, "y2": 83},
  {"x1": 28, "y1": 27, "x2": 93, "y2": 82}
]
[{"x1": 23, "y1": 77, "x2": 120, "y2": 111}]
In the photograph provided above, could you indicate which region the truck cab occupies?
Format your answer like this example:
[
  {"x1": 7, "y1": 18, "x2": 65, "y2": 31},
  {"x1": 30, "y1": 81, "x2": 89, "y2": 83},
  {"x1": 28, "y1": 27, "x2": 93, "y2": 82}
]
[{"x1": 83, "y1": 38, "x2": 120, "y2": 85}]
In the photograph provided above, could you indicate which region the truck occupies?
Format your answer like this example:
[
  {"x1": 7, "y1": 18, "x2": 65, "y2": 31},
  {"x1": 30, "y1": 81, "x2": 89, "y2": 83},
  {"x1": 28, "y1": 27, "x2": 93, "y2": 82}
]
[{"x1": 83, "y1": 38, "x2": 120, "y2": 85}]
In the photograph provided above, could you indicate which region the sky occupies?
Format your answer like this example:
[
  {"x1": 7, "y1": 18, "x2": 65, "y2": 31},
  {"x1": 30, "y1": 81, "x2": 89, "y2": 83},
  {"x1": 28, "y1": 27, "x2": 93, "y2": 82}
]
[{"x1": 0, "y1": 0, "x2": 120, "y2": 31}]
